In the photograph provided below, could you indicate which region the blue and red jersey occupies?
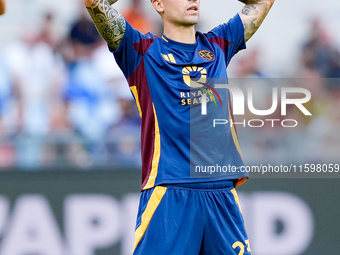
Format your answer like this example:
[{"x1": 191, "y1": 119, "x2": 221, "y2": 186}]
[{"x1": 112, "y1": 14, "x2": 248, "y2": 190}]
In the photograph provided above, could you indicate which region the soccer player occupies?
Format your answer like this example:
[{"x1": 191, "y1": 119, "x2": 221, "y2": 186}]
[
  {"x1": 0, "y1": 0, "x2": 5, "y2": 15},
  {"x1": 84, "y1": 0, "x2": 274, "y2": 254}
]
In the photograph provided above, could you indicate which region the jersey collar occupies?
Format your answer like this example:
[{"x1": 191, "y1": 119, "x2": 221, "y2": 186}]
[{"x1": 161, "y1": 34, "x2": 197, "y2": 52}]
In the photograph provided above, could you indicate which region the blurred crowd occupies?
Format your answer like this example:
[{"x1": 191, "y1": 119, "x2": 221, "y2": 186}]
[
  {"x1": 0, "y1": 1, "x2": 156, "y2": 170},
  {"x1": 0, "y1": 1, "x2": 339, "y2": 170},
  {"x1": 234, "y1": 16, "x2": 340, "y2": 164}
]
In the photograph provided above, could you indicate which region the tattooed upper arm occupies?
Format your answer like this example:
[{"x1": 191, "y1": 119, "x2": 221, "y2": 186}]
[
  {"x1": 238, "y1": 0, "x2": 274, "y2": 42},
  {"x1": 86, "y1": 0, "x2": 126, "y2": 50}
]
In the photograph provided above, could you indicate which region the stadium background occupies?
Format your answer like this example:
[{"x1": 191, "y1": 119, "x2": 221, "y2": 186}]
[{"x1": 0, "y1": 0, "x2": 340, "y2": 254}]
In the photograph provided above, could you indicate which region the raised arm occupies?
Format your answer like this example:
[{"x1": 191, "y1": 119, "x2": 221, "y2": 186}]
[
  {"x1": 238, "y1": 0, "x2": 275, "y2": 41},
  {"x1": 84, "y1": 0, "x2": 126, "y2": 50}
]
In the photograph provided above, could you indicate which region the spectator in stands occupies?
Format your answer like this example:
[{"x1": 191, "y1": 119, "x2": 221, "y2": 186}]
[
  {"x1": 305, "y1": 81, "x2": 340, "y2": 162},
  {"x1": 42, "y1": 99, "x2": 93, "y2": 168},
  {"x1": 36, "y1": 13, "x2": 58, "y2": 50},
  {"x1": 300, "y1": 17, "x2": 340, "y2": 78},
  {"x1": 3, "y1": 29, "x2": 65, "y2": 138},
  {"x1": 235, "y1": 49, "x2": 265, "y2": 78},
  {"x1": 122, "y1": 0, "x2": 155, "y2": 34},
  {"x1": 64, "y1": 12, "x2": 119, "y2": 142},
  {"x1": 234, "y1": 49, "x2": 280, "y2": 125},
  {"x1": 105, "y1": 89, "x2": 141, "y2": 168},
  {"x1": 0, "y1": 56, "x2": 11, "y2": 134},
  {"x1": 2, "y1": 27, "x2": 66, "y2": 168}
]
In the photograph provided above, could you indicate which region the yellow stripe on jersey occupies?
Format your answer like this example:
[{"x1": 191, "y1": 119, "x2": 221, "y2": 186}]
[
  {"x1": 161, "y1": 35, "x2": 169, "y2": 42},
  {"x1": 168, "y1": 54, "x2": 176, "y2": 63},
  {"x1": 162, "y1": 53, "x2": 176, "y2": 63},
  {"x1": 143, "y1": 103, "x2": 161, "y2": 190},
  {"x1": 133, "y1": 186, "x2": 167, "y2": 252},
  {"x1": 130, "y1": 86, "x2": 142, "y2": 118},
  {"x1": 231, "y1": 188, "x2": 243, "y2": 214},
  {"x1": 161, "y1": 54, "x2": 170, "y2": 62},
  {"x1": 228, "y1": 104, "x2": 243, "y2": 159}
]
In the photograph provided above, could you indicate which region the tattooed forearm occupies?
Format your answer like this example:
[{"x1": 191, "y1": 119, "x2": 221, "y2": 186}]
[
  {"x1": 238, "y1": 0, "x2": 274, "y2": 41},
  {"x1": 86, "y1": 0, "x2": 126, "y2": 50}
]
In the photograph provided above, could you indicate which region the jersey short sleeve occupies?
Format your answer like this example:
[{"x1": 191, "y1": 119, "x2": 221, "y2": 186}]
[
  {"x1": 110, "y1": 20, "x2": 156, "y2": 79},
  {"x1": 208, "y1": 13, "x2": 246, "y2": 66}
]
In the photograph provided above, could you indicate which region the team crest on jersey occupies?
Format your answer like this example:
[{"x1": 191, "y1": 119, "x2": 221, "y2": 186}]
[{"x1": 198, "y1": 50, "x2": 215, "y2": 61}]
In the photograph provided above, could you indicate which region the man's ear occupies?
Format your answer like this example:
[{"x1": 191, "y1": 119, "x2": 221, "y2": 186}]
[{"x1": 151, "y1": 0, "x2": 164, "y2": 14}]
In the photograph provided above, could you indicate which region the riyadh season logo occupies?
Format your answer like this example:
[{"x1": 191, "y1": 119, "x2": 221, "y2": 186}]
[{"x1": 182, "y1": 66, "x2": 222, "y2": 106}]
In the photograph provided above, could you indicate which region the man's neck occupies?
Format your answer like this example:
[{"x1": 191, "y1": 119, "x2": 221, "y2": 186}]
[{"x1": 163, "y1": 22, "x2": 196, "y2": 44}]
